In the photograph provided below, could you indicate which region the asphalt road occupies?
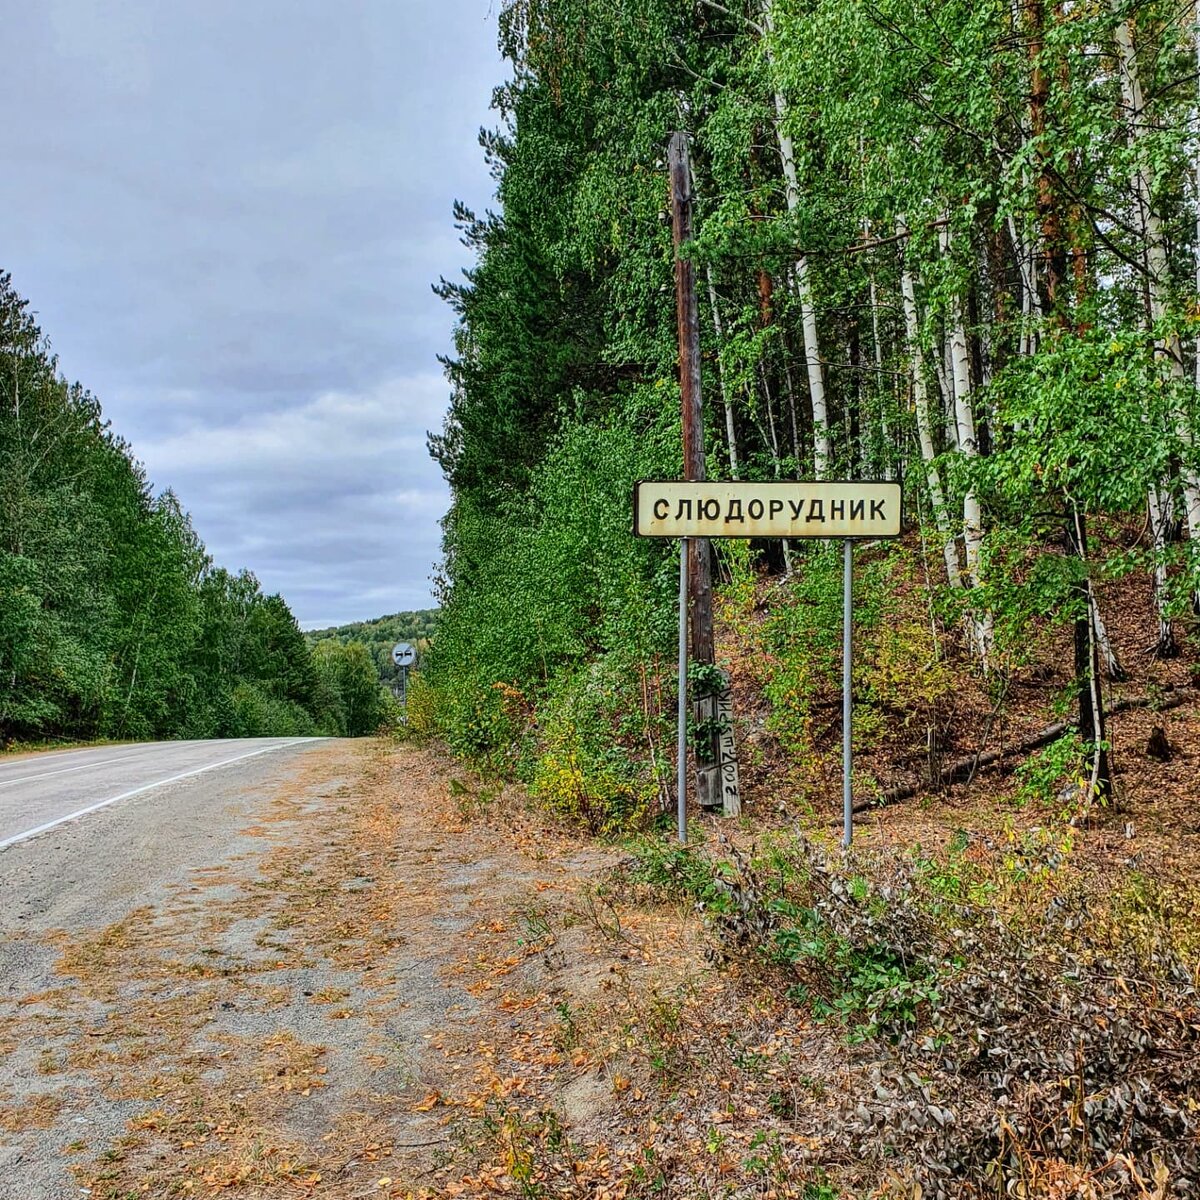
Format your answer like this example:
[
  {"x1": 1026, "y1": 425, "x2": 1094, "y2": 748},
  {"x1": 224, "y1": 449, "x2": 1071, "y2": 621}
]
[
  {"x1": 0, "y1": 737, "x2": 325, "y2": 851},
  {"x1": 0, "y1": 735, "x2": 341, "y2": 1199}
]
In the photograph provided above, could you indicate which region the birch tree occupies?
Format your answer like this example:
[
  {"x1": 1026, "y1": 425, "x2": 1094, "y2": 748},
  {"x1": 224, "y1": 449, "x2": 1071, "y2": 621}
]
[
  {"x1": 941, "y1": 221, "x2": 993, "y2": 663},
  {"x1": 1112, "y1": 4, "x2": 1199, "y2": 647},
  {"x1": 760, "y1": 0, "x2": 831, "y2": 478},
  {"x1": 899, "y1": 218, "x2": 962, "y2": 589}
]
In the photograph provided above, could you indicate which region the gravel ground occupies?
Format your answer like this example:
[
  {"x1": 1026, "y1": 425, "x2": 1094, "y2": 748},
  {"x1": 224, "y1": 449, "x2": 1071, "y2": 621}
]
[
  {"x1": 0, "y1": 739, "x2": 618, "y2": 1199},
  {"x1": 0, "y1": 740, "x2": 355, "y2": 1198}
]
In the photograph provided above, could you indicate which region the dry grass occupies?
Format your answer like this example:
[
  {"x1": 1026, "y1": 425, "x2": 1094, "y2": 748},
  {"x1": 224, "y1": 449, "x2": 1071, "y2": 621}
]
[
  {"x1": 0, "y1": 741, "x2": 626, "y2": 1198},
  {"x1": 0, "y1": 1091, "x2": 64, "y2": 1132},
  {"x1": 8, "y1": 704, "x2": 1194, "y2": 1199}
]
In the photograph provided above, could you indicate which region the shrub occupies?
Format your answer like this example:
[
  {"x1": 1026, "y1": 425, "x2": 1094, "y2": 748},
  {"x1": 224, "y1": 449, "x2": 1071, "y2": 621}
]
[
  {"x1": 624, "y1": 833, "x2": 1200, "y2": 1195},
  {"x1": 228, "y1": 682, "x2": 315, "y2": 737},
  {"x1": 439, "y1": 677, "x2": 526, "y2": 771},
  {"x1": 529, "y1": 664, "x2": 661, "y2": 834},
  {"x1": 401, "y1": 672, "x2": 441, "y2": 741}
]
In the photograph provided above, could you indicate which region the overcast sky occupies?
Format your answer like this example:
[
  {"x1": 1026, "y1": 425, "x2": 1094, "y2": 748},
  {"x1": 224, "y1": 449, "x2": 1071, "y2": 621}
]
[{"x1": 1, "y1": 1, "x2": 504, "y2": 628}]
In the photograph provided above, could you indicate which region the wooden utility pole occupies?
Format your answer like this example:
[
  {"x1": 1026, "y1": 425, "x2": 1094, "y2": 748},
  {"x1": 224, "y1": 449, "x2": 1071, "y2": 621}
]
[
  {"x1": 668, "y1": 132, "x2": 720, "y2": 809},
  {"x1": 668, "y1": 132, "x2": 715, "y2": 668}
]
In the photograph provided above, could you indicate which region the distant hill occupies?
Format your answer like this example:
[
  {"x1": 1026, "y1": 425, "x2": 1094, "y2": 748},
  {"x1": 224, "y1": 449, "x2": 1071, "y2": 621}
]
[{"x1": 306, "y1": 610, "x2": 437, "y2": 683}]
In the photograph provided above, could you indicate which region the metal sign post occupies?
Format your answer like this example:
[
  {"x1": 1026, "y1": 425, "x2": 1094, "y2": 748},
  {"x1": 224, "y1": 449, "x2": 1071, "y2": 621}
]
[
  {"x1": 634, "y1": 479, "x2": 902, "y2": 848},
  {"x1": 842, "y1": 540, "x2": 853, "y2": 848},
  {"x1": 677, "y1": 538, "x2": 689, "y2": 843},
  {"x1": 391, "y1": 642, "x2": 417, "y2": 714}
]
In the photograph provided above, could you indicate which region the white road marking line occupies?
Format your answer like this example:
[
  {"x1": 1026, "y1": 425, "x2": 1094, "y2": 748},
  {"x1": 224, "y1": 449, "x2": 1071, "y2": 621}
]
[
  {"x1": 0, "y1": 742, "x2": 174, "y2": 769},
  {"x1": 0, "y1": 749, "x2": 169, "y2": 789},
  {"x1": 0, "y1": 739, "x2": 318, "y2": 851}
]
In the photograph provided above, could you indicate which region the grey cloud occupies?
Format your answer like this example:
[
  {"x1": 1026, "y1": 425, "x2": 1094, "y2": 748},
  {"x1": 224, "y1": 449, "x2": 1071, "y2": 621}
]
[
  {"x1": 2, "y1": 0, "x2": 502, "y2": 624},
  {"x1": 133, "y1": 375, "x2": 452, "y2": 623}
]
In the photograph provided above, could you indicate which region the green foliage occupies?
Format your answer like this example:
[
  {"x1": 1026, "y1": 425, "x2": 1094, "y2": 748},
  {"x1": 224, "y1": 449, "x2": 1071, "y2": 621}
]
[
  {"x1": 311, "y1": 640, "x2": 392, "y2": 737},
  {"x1": 757, "y1": 550, "x2": 852, "y2": 757},
  {"x1": 402, "y1": 672, "x2": 443, "y2": 742},
  {"x1": 424, "y1": 401, "x2": 679, "y2": 800},
  {"x1": 755, "y1": 546, "x2": 917, "y2": 762},
  {"x1": 227, "y1": 682, "x2": 316, "y2": 738},
  {"x1": 427, "y1": 0, "x2": 1200, "y2": 833},
  {"x1": 306, "y1": 609, "x2": 437, "y2": 688},
  {"x1": 1009, "y1": 730, "x2": 1109, "y2": 823},
  {"x1": 985, "y1": 327, "x2": 1170, "y2": 515},
  {"x1": 530, "y1": 665, "x2": 661, "y2": 833},
  {"x1": 628, "y1": 835, "x2": 735, "y2": 909},
  {"x1": 440, "y1": 679, "x2": 525, "y2": 770},
  {"x1": 0, "y1": 272, "x2": 340, "y2": 745}
]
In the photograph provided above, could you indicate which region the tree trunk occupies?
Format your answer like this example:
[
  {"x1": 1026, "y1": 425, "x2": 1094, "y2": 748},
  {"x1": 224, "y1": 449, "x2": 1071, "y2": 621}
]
[
  {"x1": 1112, "y1": 8, "x2": 1196, "y2": 645},
  {"x1": 688, "y1": 159, "x2": 741, "y2": 481},
  {"x1": 848, "y1": 316, "x2": 862, "y2": 476},
  {"x1": 941, "y1": 220, "x2": 993, "y2": 663},
  {"x1": 705, "y1": 265, "x2": 741, "y2": 480},
  {"x1": 861, "y1": 214, "x2": 892, "y2": 481},
  {"x1": 761, "y1": 0, "x2": 831, "y2": 478},
  {"x1": 1193, "y1": 0, "x2": 1200, "y2": 615},
  {"x1": 781, "y1": 344, "x2": 802, "y2": 470},
  {"x1": 939, "y1": 331, "x2": 957, "y2": 448},
  {"x1": 899, "y1": 218, "x2": 962, "y2": 589},
  {"x1": 1089, "y1": 587, "x2": 1127, "y2": 682},
  {"x1": 867, "y1": 250, "x2": 892, "y2": 481},
  {"x1": 758, "y1": 361, "x2": 794, "y2": 573},
  {"x1": 1067, "y1": 507, "x2": 1110, "y2": 797}
]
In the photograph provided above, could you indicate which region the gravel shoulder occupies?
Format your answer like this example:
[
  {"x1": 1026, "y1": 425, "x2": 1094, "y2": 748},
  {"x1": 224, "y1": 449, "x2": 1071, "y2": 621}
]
[{"x1": 0, "y1": 740, "x2": 632, "y2": 1199}]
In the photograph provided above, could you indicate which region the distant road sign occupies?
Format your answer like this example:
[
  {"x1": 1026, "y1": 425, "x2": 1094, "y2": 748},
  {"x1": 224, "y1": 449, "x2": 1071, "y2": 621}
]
[
  {"x1": 391, "y1": 642, "x2": 416, "y2": 668},
  {"x1": 633, "y1": 480, "x2": 902, "y2": 540}
]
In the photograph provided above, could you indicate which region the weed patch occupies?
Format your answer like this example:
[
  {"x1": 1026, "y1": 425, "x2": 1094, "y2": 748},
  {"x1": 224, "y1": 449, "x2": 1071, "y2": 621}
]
[{"x1": 623, "y1": 832, "x2": 1200, "y2": 1195}]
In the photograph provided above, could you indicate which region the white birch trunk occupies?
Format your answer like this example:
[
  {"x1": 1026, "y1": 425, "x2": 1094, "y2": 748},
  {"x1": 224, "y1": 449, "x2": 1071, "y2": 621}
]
[
  {"x1": 762, "y1": 0, "x2": 830, "y2": 478},
  {"x1": 1006, "y1": 0, "x2": 1043, "y2": 356},
  {"x1": 899, "y1": 217, "x2": 962, "y2": 589},
  {"x1": 941, "y1": 220, "x2": 993, "y2": 664},
  {"x1": 1089, "y1": 585, "x2": 1127, "y2": 682},
  {"x1": 865, "y1": 218, "x2": 892, "y2": 480},
  {"x1": 1114, "y1": 10, "x2": 1197, "y2": 644},
  {"x1": 939, "y1": 333, "x2": 958, "y2": 448}
]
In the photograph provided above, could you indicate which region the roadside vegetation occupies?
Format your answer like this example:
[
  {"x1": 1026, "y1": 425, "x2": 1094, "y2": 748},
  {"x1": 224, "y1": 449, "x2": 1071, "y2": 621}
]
[
  {"x1": 409, "y1": 0, "x2": 1200, "y2": 1193},
  {"x1": 0, "y1": 274, "x2": 391, "y2": 745},
  {"x1": 422, "y1": 0, "x2": 1200, "y2": 825},
  {"x1": 306, "y1": 608, "x2": 438, "y2": 691}
]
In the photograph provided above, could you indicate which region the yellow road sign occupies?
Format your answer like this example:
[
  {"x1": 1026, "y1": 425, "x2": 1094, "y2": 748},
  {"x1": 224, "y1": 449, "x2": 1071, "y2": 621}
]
[{"x1": 634, "y1": 480, "x2": 902, "y2": 539}]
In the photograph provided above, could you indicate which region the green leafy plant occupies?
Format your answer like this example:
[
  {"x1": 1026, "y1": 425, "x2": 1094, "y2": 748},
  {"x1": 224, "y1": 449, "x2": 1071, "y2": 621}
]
[{"x1": 1011, "y1": 731, "x2": 1089, "y2": 815}]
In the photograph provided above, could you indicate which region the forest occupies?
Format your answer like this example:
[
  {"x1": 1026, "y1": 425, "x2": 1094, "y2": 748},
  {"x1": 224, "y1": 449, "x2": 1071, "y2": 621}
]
[
  {"x1": 0, "y1": 273, "x2": 389, "y2": 745},
  {"x1": 424, "y1": 0, "x2": 1200, "y2": 817},
  {"x1": 307, "y1": 608, "x2": 438, "y2": 689},
  {"x1": 417, "y1": 4, "x2": 1200, "y2": 1190}
]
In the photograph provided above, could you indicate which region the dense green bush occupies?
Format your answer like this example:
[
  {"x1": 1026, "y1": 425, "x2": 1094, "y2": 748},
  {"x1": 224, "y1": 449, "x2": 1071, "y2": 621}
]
[
  {"x1": 227, "y1": 683, "x2": 316, "y2": 738},
  {"x1": 423, "y1": 402, "x2": 680, "y2": 820},
  {"x1": 530, "y1": 663, "x2": 663, "y2": 833},
  {"x1": 433, "y1": 405, "x2": 678, "y2": 681},
  {"x1": 312, "y1": 641, "x2": 391, "y2": 737}
]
